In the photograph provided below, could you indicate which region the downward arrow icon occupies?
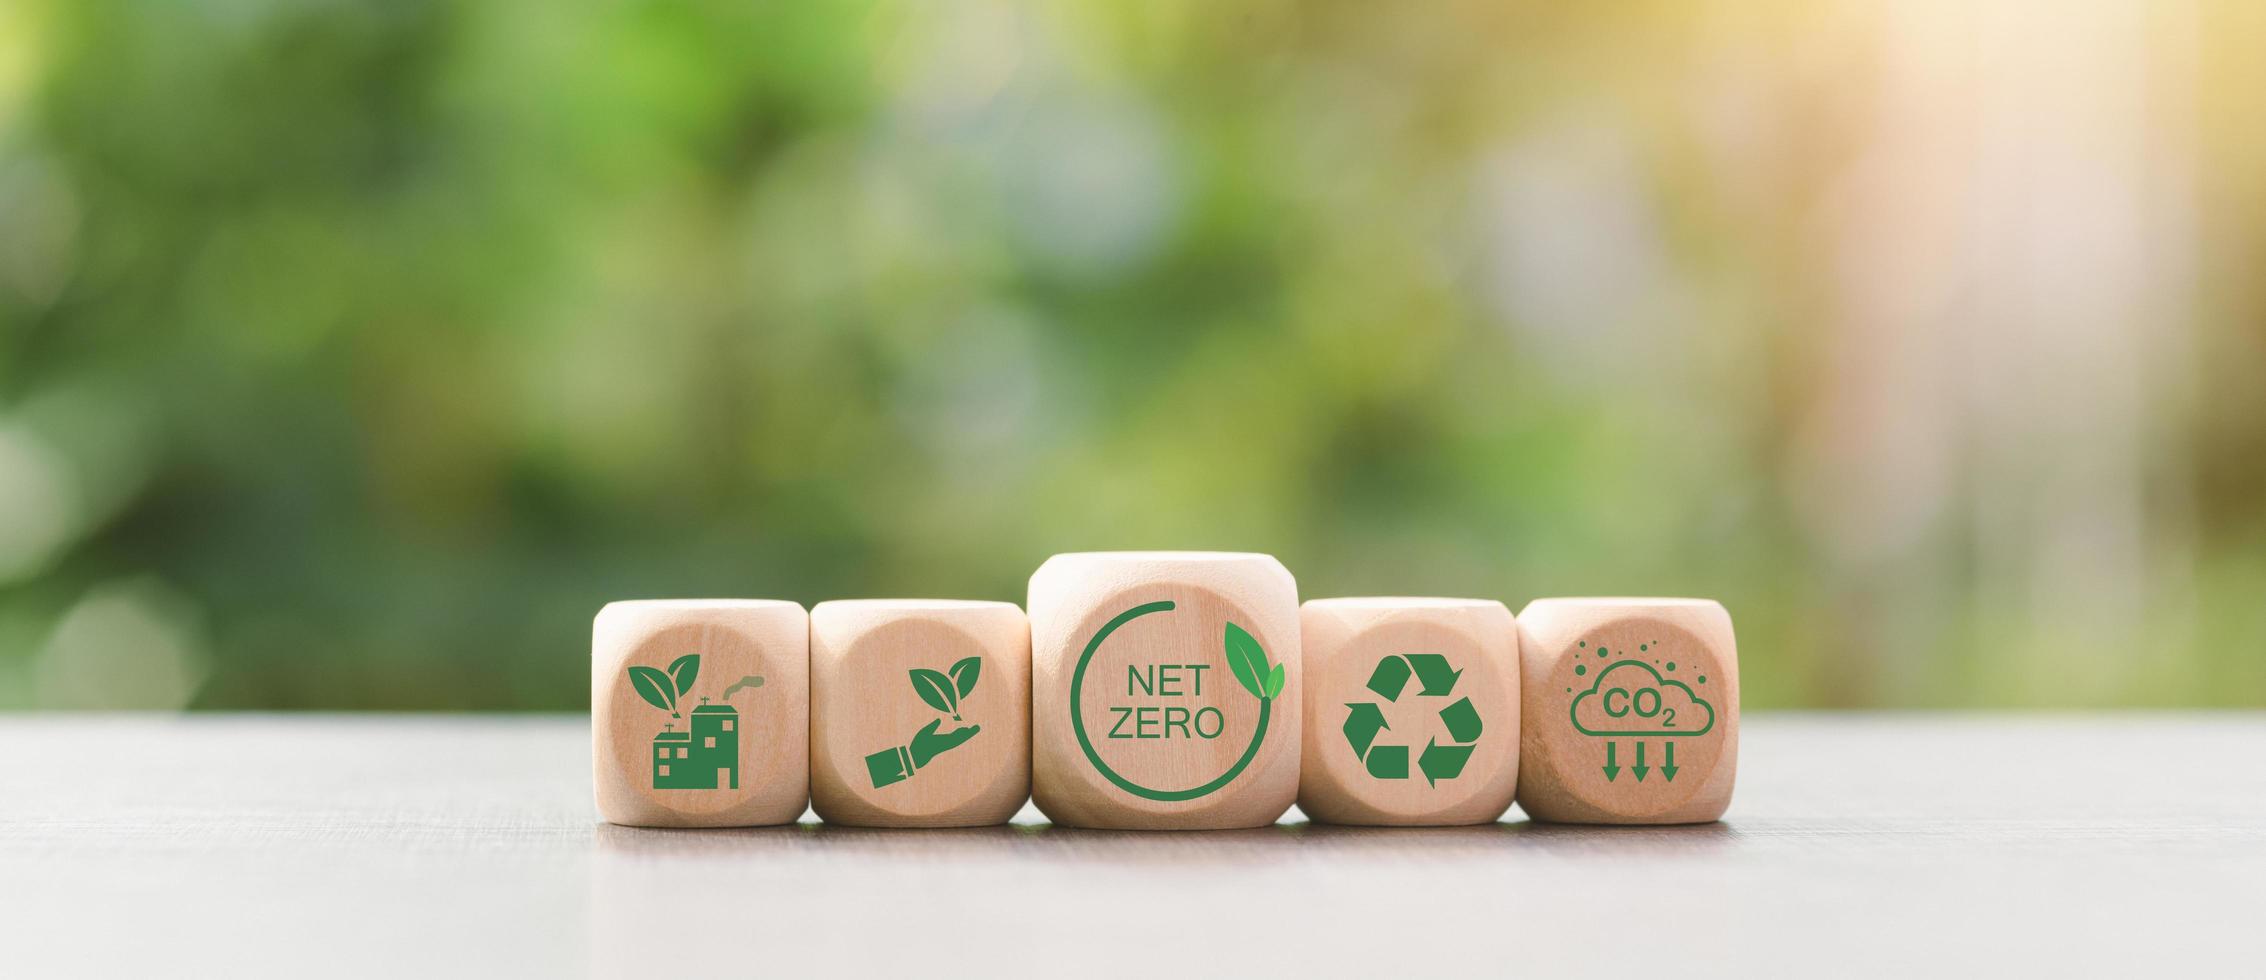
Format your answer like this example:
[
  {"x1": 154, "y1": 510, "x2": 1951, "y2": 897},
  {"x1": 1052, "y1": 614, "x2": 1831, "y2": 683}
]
[
  {"x1": 1633, "y1": 741, "x2": 1650, "y2": 782},
  {"x1": 1661, "y1": 741, "x2": 1679, "y2": 782},
  {"x1": 1602, "y1": 741, "x2": 1620, "y2": 782}
]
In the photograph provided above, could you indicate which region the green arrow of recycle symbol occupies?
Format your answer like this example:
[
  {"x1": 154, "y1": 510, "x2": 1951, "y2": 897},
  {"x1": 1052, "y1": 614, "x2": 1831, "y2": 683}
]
[{"x1": 1341, "y1": 653, "x2": 1483, "y2": 786}]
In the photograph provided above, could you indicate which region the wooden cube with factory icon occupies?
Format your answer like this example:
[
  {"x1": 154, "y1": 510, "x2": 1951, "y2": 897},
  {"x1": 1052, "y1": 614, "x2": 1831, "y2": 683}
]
[{"x1": 593, "y1": 599, "x2": 810, "y2": 827}]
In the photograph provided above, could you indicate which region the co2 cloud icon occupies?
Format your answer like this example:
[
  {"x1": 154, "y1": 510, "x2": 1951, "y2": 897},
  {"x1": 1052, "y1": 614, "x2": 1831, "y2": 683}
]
[{"x1": 1570, "y1": 660, "x2": 1715, "y2": 737}]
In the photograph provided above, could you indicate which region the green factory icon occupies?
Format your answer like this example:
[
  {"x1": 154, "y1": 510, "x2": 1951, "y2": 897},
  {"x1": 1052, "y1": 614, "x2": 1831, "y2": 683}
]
[{"x1": 627, "y1": 654, "x2": 766, "y2": 791}]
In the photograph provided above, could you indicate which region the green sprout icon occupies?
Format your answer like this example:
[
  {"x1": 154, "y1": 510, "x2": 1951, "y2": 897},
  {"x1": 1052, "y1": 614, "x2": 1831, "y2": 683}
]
[
  {"x1": 908, "y1": 656, "x2": 981, "y2": 721},
  {"x1": 628, "y1": 654, "x2": 762, "y2": 719},
  {"x1": 628, "y1": 654, "x2": 701, "y2": 719}
]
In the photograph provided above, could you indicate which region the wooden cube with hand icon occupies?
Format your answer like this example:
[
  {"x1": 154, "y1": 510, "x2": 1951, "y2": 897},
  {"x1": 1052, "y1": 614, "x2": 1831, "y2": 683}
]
[{"x1": 809, "y1": 600, "x2": 1031, "y2": 827}]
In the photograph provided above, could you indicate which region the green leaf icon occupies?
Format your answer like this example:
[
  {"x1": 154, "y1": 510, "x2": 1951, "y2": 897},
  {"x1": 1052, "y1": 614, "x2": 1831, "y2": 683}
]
[
  {"x1": 910, "y1": 668, "x2": 959, "y2": 718},
  {"x1": 1224, "y1": 622, "x2": 1269, "y2": 700},
  {"x1": 1263, "y1": 662, "x2": 1285, "y2": 700},
  {"x1": 668, "y1": 653, "x2": 700, "y2": 698},
  {"x1": 949, "y1": 656, "x2": 982, "y2": 698},
  {"x1": 629, "y1": 666, "x2": 677, "y2": 714}
]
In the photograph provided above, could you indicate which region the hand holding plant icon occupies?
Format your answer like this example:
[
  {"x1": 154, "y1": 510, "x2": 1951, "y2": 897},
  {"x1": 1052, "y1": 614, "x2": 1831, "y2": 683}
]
[{"x1": 865, "y1": 655, "x2": 985, "y2": 788}]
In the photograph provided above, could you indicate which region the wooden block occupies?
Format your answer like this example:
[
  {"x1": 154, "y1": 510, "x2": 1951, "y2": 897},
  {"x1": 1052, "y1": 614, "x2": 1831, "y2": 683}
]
[
  {"x1": 808, "y1": 599, "x2": 1031, "y2": 828},
  {"x1": 592, "y1": 600, "x2": 809, "y2": 827},
  {"x1": 1297, "y1": 597, "x2": 1520, "y2": 826},
  {"x1": 1029, "y1": 552, "x2": 1301, "y2": 830},
  {"x1": 1514, "y1": 598, "x2": 1738, "y2": 824}
]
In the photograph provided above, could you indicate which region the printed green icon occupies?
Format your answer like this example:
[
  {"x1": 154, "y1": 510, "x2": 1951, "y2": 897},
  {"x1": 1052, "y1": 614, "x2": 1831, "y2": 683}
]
[
  {"x1": 1568, "y1": 649, "x2": 1713, "y2": 783},
  {"x1": 1069, "y1": 601, "x2": 1284, "y2": 802},
  {"x1": 627, "y1": 653, "x2": 765, "y2": 790},
  {"x1": 1341, "y1": 653, "x2": 1482, "y2": 787},
  {"x1": 865, "y1": 656, "x2": 983, "y2": 788},
  {"x1": 628, "y1": 654, "x2": 702, "y2": 720}
]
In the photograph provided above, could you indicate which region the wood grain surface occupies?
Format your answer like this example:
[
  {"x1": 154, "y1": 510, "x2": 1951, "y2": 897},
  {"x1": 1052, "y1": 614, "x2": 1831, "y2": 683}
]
[{"x1": 1, "y1": 714, "x2": 2259, "y2": 977}]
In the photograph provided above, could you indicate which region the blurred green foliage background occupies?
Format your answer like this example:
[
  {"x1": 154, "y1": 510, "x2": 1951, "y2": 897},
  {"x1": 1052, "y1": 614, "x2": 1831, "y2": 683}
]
[{"x1": 2, "y1": 0, "x2": 2262, "y2": 711}]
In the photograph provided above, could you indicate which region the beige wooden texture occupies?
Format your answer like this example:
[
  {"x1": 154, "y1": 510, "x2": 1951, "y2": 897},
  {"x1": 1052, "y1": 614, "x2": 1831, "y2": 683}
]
[
  {"x1": 1029, "y1": 552, "x2": 1301, "y2": 829},
  {"x1": 592, "y1": 599, "x2": 809, "y2": 827},
  {"x1": 1298, "y1": 597, "x2": 1519, "y2": 826},
  {"x1": 1514, "y1": 597, "x2": 1738, "y2": 824},
  {"x1": 809, "y1": 599, "x2": 1031, "y2": 827}
]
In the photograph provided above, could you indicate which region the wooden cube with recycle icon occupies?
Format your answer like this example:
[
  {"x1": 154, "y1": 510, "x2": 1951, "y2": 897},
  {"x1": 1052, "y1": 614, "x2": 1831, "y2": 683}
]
[{"x1": 1299, "y1": 597, "x2": 1520, "y2": 826}]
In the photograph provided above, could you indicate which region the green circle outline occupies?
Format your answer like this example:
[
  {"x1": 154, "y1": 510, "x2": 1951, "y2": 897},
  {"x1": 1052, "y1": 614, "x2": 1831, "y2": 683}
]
[{"x1": 1068, "y1": 600, "x2": 1272, "y2": 802}]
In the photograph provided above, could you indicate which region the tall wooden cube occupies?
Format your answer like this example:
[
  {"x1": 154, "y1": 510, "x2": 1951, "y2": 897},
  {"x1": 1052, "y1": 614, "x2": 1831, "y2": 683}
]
[
  {"x1": 1298, "y1": 597, "x2": 1519, "y2": 826},
  {"x1": 1029, "y1": 552, "x2": 1301, "y2": 830},
  {"x1": 809, "y1": 599, "x2": 1031, "y2": 827},
  {"x1": 592, "y1": 599, "x2": 810, "y2": 827},
  {"x1": 1514, "y1": 598, "x2": 1738, "y2": 824}
]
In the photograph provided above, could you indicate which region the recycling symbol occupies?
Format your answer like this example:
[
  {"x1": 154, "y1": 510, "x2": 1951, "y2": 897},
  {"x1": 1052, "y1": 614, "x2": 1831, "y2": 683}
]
[{"x1": 1341, "y1": 653, "x2": 1482, "y2": 786}]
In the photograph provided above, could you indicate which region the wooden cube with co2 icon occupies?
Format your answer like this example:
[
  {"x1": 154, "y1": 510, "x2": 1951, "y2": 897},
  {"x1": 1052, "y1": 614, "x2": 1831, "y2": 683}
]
[
  {"x1": 1298, "y1": 598, "x2": 1520, "y2": 826},
  {"x1": 809, "y1": 600, "x2": 1031, "y2": 828},
  {"x1": 1029, "y1": 552, "x2": 1301, "y2": 829},
  {"x1": 1514, "y1": 598, "x2": 1739, "y2": 824},
  {"x1": 592, "y1": 599, "x2": 810, "y2": 827}
]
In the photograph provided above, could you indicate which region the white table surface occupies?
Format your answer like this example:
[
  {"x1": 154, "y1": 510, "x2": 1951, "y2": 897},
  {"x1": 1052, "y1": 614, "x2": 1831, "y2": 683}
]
[{"x1": 1, "y1": 713, "x2": 2258, "y2": 977}]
